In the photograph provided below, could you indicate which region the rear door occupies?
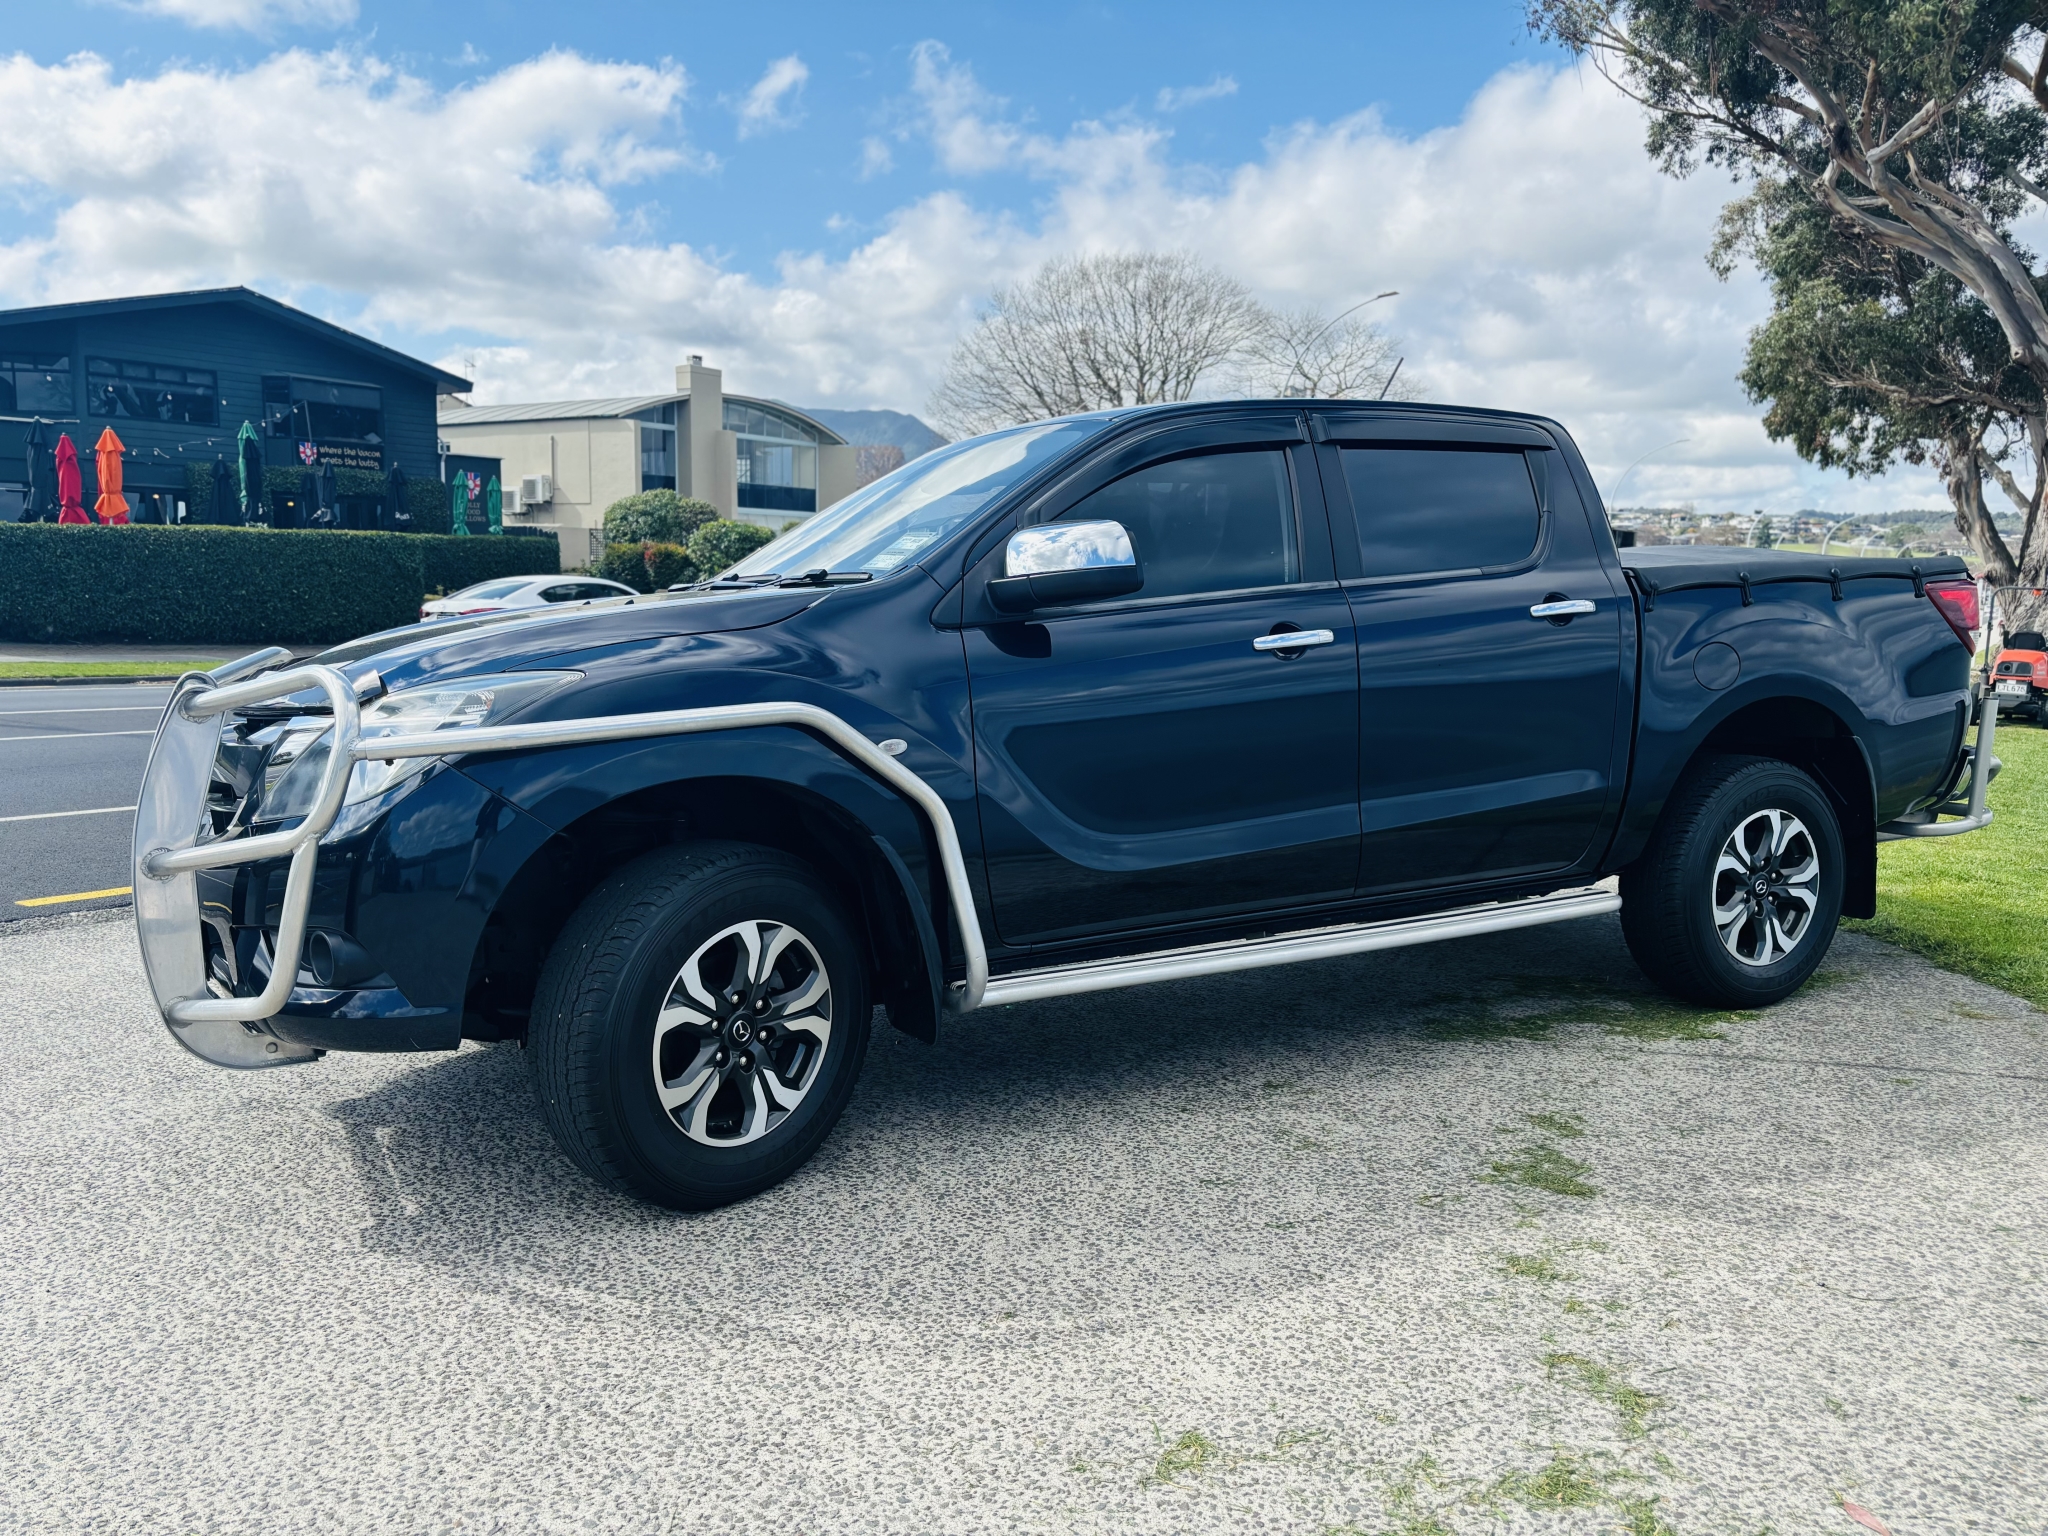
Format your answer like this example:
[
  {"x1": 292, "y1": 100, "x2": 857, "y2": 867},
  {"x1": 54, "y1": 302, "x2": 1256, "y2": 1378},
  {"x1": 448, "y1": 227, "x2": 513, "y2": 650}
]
[
  {"x1": 1314, "y1": 413, "x2": 1628, "y2": 897},
  {"x1": 961, "y1": 416, "x2": 1361, "y2": 947}
]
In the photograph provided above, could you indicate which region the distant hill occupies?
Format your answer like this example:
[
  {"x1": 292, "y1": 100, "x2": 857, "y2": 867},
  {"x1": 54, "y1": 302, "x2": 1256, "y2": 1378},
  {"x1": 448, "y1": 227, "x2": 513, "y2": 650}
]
[{"x1": 792, "y1": 407, "x2": 948, "y2": 461}]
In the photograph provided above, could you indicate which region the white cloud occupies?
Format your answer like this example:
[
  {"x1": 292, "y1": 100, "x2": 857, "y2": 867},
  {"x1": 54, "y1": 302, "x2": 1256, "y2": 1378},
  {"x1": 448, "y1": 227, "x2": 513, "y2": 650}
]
[
  {"x1": 1155, "y1": 76, "x2": 1238, "y2": 113},
  {"x1": 858, "y1": 136, "x2": 894, "y2": 179},
  {"x1": 0, "y1": 44, "x2": 1945, "y2": 516},
  {"x1": 734, "y1": 54, "x2": 807, "y2": 138},
  {"x1": 117, "y1": 0, "x2": 357, "y2": 30}
]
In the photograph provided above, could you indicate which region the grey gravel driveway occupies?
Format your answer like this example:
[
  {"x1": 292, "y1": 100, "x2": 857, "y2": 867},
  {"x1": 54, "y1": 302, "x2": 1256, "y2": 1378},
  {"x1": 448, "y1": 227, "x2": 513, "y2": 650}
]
[{"x1": 2, "y1": 909, "x2": 2043, "y2": 1536}]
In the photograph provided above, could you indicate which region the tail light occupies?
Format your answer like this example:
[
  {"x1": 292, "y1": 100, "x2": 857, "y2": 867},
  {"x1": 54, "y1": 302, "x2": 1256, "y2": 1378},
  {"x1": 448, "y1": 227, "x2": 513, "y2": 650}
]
[
  {"x1": 419, "y1": 606, "x2": 430, "y2": 620},
  {"x1": 1926, "y1": 579, "x2": 1979, "y2": 648}
]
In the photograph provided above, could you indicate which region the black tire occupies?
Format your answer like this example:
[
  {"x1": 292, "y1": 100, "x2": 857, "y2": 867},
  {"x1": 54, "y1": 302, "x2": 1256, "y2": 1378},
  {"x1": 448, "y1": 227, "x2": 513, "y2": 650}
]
[
  {"x1": 527, "y1": 841, "x2": 871, "y2": 1210},
  {"x1": 1620, "y1": 755, "x2": 1845, "y2": 1008}
]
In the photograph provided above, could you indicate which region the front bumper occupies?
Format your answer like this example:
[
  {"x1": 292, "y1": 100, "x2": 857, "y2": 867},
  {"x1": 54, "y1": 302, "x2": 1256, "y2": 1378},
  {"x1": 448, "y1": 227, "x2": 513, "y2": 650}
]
[{"x1": 131, "y1": 650, "x2": 988, "y2": 1070}]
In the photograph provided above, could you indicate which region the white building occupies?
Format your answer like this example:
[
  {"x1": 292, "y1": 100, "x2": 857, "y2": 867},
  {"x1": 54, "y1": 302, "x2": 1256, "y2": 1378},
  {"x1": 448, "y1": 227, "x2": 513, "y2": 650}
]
[{"x1": 438, "y1": 357, "x2": 858, "y2": 570}]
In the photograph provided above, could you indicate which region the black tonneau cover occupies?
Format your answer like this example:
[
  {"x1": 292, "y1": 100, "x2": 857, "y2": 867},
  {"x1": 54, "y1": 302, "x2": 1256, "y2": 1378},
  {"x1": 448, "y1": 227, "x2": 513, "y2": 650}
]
[{"x1": 1617, "y1": 545, "x2": 1968, "y2": 607}]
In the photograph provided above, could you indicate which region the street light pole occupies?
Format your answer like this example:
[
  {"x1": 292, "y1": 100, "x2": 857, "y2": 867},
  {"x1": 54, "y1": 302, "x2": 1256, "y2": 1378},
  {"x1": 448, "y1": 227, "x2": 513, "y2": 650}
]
[
  {"x1": 1290, "y1": 290, "x2": 1399, "y2": 396},
  {"x1": 1607, "y1": 438, "x2": 1691, "y2": 509}
]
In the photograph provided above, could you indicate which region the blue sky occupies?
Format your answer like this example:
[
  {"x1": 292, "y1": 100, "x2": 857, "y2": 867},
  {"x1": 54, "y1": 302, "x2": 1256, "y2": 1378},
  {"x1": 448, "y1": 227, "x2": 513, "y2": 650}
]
[
  {"x1": 9, "y1": 1, "x2": 1559, "y2": 273},
  {"x1": 0, "y1": 0, "x2": 1949, "y2": 514}
]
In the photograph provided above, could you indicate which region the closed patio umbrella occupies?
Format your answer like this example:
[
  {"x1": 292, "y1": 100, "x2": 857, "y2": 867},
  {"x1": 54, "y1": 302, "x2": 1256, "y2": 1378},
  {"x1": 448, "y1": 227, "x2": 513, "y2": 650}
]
[
  {"x1": 93, "y1": 427, "x2": 130, "y2": 524},
  {"x1": 237, "y1": 422, "x2": 265, "y2": 525},
  {"x1": 485, "y1": 474, "x2": 502, "y2": 534},
  {"x1": 55, "y1": 434, "x2": 88, "y2": 524},
  {"x1": 384, "y1": 462, "x2": 411, "y2": 531},
  {"x1": 311, "y1": 461, "x2": 338, "y2": 527},
  {"x1": 450, "y1": 473, "x2": 470, "y2": 536},
  {"x1": 209, "y1": 455, "x2": 237, "y2": 525},
  {"x1": 21, "y1": 419, "x2": 51, "y2": 522}
]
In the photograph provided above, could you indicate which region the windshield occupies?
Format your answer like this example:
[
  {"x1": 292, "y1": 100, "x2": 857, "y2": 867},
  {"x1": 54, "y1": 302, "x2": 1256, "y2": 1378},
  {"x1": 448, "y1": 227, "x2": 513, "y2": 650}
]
[
  {"x1": 451, "y1": 579, "x2": 533, "y2": 600},
  {"x1": 725, "y1": 418, "x2": 1109, "y2": 579}
]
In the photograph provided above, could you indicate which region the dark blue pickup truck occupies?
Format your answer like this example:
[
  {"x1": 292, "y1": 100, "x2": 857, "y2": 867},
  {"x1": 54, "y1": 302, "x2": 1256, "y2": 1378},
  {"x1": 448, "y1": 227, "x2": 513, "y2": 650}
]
[{"x1": 132, "y1": 401, "x2": 1996, "y2": 1208}]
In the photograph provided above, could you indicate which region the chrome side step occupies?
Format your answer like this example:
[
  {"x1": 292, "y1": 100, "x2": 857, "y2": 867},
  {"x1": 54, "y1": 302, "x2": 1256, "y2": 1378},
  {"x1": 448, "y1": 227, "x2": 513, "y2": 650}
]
[{"x1": 969, "y1": 887, "x2": 1623, "y2": 1010}]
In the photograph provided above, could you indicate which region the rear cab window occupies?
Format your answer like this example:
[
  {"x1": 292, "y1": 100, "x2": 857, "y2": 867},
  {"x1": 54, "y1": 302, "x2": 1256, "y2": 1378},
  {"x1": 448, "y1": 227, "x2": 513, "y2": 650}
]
[{"x1": 1337, "y1": 446, "x2": 1541, "y2": 578}]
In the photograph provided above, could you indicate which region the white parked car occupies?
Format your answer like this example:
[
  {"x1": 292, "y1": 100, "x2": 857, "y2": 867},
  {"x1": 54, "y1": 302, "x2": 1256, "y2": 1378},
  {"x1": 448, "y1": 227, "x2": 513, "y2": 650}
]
[{"x1": 419, "y1": 576, "x2": 637, "y2": 622}]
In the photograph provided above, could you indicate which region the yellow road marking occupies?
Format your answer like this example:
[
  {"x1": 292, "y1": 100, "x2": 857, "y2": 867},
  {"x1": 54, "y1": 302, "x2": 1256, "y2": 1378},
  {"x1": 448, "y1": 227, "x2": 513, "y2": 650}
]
[{"x1": 15, "y1": 886, "x2": 133, "y2": 908}]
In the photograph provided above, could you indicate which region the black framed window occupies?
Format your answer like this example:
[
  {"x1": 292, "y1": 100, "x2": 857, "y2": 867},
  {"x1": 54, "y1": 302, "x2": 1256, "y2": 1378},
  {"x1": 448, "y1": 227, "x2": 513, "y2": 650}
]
[
  {"x1": 260, "y1": 376, "x2": 383, "y2": 443},
  {"x1": 87, "y1": 357, "x2": 218, "y2": 425},
  {"x1": 639, "y1": 424, "x2": 676, "y2": 490},
  {"x1": 1055, "y1": 448, "x2": 1299, "y2": 600},
  {"x1": 1338, "y1": 446, "x2": 1540, "y2": 578},
  {"x1": 1, "y1": 354, "x2": 73, "y2": 415}
]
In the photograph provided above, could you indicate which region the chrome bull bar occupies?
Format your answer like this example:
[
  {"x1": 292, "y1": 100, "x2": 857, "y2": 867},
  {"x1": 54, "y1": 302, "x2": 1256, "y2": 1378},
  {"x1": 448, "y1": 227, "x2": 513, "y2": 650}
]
[{"x1": 133, "y1": 648, "x2": 992, "y2": 1068}]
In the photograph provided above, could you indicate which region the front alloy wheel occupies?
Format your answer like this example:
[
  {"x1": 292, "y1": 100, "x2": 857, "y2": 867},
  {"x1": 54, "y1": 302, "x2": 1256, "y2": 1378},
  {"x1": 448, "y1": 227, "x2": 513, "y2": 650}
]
[
  {"x1": 528, "y1": 842, "x2": 871, "y2": 1210},
  {"x1": 654, "y1": 920, "x2": 835, "y2": 1146}
]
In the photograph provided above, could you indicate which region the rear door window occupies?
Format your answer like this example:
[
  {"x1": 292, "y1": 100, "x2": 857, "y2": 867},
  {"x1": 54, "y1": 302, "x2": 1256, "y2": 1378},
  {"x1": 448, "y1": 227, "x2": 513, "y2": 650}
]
[
  {"x1": 1054, "y1": 448, "x2": 1299, "y2": 601},
  {"x1": 1339, "y1": 447, "x2": 1540, "y2": 578},
  {"x1": 539, "y1": 584, "x2": 581, "y2": 603}
]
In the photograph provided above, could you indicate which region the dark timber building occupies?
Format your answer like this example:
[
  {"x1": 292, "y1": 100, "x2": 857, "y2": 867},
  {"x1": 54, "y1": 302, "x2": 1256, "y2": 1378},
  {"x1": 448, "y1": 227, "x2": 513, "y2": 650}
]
[{"x1": 0, "y1": 287, "x2": 470, "y2": 524}]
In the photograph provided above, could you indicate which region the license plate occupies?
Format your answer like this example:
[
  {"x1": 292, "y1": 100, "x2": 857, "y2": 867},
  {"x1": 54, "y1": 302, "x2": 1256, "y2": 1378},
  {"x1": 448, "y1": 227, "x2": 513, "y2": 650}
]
[{"x1": 1997, "y1": 680, "x2": 2029, "y2": 695}]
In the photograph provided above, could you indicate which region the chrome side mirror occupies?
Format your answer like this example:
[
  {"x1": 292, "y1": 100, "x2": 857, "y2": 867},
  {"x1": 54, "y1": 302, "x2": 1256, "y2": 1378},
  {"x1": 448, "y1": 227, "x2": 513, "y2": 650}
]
[{"x1": 988, "y1": 520, "x2": 1144, "y2": 612}]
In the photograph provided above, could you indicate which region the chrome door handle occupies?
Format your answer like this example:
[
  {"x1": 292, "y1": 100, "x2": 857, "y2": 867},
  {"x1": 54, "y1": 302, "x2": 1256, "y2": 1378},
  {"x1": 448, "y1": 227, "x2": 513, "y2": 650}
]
[
  {"x1": 1252, "y1": 629, "x2": 1336, "y2": 651},
  {"x1": 1530, "y1": 599, "x2": 1596, "y2": 619}
]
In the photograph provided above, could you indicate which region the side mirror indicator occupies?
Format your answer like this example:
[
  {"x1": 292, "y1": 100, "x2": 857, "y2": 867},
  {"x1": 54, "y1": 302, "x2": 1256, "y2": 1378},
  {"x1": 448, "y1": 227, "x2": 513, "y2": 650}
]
[{"x1": 988, "y1": 520, "x2": 1144, "y2": 612}]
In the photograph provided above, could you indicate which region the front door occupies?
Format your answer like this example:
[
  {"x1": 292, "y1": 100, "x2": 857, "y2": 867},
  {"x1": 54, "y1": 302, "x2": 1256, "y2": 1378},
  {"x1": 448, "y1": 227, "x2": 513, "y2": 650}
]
[
  {"x1": 963, "y1": 425, "x2": 1360, "y2": 947},
  {"x1": 1315, "y1": 422, "x2": 1628, "y2": 897}
]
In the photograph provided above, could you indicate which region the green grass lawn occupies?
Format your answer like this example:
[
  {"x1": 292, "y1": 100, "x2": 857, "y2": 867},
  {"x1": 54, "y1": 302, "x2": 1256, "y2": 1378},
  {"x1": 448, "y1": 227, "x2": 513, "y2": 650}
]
[
  {"x1": 0, "y1": 660, "x2": 220, "y2": 679},
  {"x1": 1847, "y1": 716, "x2": 2048, "y2": 1006}
]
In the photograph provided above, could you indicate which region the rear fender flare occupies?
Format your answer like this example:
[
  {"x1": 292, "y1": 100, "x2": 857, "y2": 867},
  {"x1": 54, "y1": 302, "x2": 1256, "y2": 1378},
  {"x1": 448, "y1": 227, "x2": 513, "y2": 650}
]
[{"x1": 1610, "y1": 676, "x2": 1878, "y2": 877}]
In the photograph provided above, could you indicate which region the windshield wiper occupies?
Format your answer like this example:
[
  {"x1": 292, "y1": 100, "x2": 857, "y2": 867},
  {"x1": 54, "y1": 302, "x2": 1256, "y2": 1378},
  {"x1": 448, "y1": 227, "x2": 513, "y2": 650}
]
[
  {"x1": 676, "y1": 573, "x2": 786, "y2": 592},
  {"x1": 776, "y1": 569, "x2": 875, "y2": 587}
]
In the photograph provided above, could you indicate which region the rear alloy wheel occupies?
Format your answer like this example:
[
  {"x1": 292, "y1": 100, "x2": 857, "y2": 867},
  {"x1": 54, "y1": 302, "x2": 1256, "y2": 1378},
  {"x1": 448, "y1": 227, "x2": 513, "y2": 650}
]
[
  {"x1": 528, "y1": 843, "x2": 870, "y2": 1210},
  {"x1": 1709, "y1": 808, "x2": 1822, "y2": 968},
  {"x1": 1621, "y1": 755, "x2": 1845, "y2": 1008}
]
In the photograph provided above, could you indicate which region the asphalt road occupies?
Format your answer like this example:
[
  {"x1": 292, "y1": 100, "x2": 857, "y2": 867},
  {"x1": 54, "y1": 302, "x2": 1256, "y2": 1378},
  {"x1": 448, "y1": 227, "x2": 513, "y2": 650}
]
[
  {"x1": 3, "y1": 910, "x2": 2042, "y2": 1536},
  {"x1": 0, "y1": 683, "x2": 171, "y2": 918}
]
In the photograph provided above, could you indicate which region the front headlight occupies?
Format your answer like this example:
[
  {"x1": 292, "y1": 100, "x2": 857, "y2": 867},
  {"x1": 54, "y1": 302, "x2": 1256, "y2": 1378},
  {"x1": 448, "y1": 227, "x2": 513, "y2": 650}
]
[{"x1": 260, "y1": 671, "x2": 582, "y2": 819}]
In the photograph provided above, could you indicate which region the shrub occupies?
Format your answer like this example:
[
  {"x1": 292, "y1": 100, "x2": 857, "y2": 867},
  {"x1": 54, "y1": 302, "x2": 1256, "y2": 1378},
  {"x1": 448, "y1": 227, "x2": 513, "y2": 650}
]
[
  {"x1": 603, "y1": 490, "x2": 718, "y2": 547},
  {"x1": 642, "y1": 541, "x2": 695, "y2": 589},
  {"x1": 595, "y1": 539, "x2": 696, "y2": 592},
  {"x1": 0, "y1": 523, "x2": 558, "y2": 645},
  {"x1": 687, "y1": 519, "x2": 777, "y2": 576},
  {"x1": 598, "y1": 542, "x2": 654, "y2": 592}
]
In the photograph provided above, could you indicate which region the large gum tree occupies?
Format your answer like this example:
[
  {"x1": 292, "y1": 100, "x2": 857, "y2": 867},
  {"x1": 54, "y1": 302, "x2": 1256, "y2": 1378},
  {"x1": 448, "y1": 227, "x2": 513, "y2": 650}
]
[{"x1": 1531, "y1": 0, "x2": 2048, "y2": 598}]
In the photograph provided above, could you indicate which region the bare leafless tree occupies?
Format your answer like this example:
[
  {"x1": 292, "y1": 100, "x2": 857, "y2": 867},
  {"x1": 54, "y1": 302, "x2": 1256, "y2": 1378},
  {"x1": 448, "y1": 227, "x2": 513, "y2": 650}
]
[
  {"x1": 928, "y1": 252, "x2": 1265, "y2": 436},
  {"x1": 1235, "y1": 303, "x2": 1418, "y2": 400},
  {"x1": 852, "y1": 443, "x2": 905, "y2": 489}
]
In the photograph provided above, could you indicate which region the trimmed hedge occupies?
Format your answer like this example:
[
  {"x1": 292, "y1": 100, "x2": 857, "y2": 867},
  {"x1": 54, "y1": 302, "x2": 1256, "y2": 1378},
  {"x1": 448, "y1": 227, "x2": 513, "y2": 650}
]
[{"x1": 0, "y1": 523, "x2": 560, "y2": 645}]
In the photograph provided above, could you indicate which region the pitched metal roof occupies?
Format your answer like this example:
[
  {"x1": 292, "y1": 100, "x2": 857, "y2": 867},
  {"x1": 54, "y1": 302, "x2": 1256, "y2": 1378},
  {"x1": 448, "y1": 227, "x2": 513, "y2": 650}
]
[
  {"x1": 0, "y1": 286, "x2": 471, "y2": 392},
  {"x1": 439, "y1": 393, "x2": 685, "y2": 425},
  {"x1": 440, "y1": 392, "x2": 847, "y2": 444}
]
